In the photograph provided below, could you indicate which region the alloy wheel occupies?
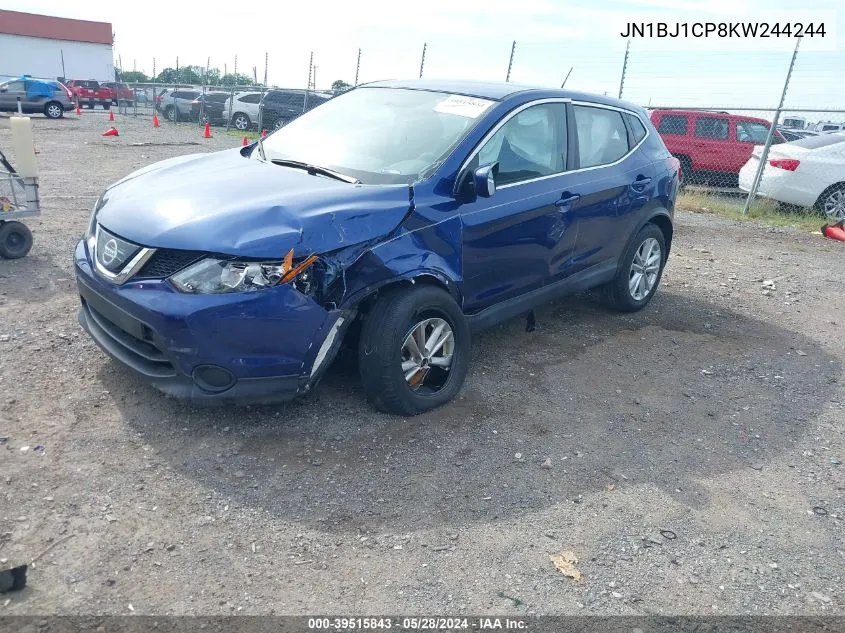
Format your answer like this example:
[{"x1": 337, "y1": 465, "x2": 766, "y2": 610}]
[
  {"x1": 629, "y1": 237, "x2": 662, "y2": 301},
  {"x1": 401, "y1": 317, "x2": 454, "y2": 393},
  {"x1": 822, "y1": 189, "x2": 845, "y2": 222}
]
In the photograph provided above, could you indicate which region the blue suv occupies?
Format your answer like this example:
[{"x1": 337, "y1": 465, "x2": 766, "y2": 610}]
[{"x1": 74, "y1": 79, "x2": 680, "y2": 415}]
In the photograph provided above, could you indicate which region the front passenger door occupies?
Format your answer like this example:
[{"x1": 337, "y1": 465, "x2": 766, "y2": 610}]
[{"x1": 459, "y1": 102, "x2": 579, "y2": 312}]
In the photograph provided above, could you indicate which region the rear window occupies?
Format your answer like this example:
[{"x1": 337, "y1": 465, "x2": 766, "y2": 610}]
[
  {"x1": 657, "y1": 114, "x2": 688, "y2": 135},
  {"x1": 790, "y1": 133, "x2": 845, "y2": 149}
]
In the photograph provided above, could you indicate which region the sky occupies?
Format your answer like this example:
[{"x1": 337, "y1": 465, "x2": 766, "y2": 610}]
[{"x1": 5, "y1": 0, "x2": 844, "y2": 117}]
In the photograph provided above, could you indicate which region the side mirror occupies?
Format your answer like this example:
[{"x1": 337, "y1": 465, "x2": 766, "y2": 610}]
[
  {"x1": 0, "y1": 87, "x2": 7, "y2": 93},
  {"x1": 473, "y1": 163, "x2": 498, "y2": 198}
]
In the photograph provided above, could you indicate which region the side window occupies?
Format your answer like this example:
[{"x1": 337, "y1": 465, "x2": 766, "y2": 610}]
[
  {"x1": 736, "y1": 121, "x2": 770, "y2": 143},
  {"x1": 476, "y1": 103, "x2": 567, "y2": 186},
  {"x1": 695, "y1": 117, "x2": 729, "y2": 140},
  {"x1": 239, "y1": 93, "x2": 262, "y2": 104},
  {"x1": 4, "y1": 81, "x2": 25, "y2": 92},
  {"x1": 658, "y1": 114, "x2": 688, "y2": 135},
  {"x1": 574, "y1": 105, "x2": 630, "y2": 168},
  {"x1": 626, "y1": 113, "x2": 647, "y2": 144}
]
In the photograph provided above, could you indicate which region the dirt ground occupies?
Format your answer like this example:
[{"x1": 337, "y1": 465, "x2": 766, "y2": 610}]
[{"x1": 0, "y1": 112, "x2": 842, "y2": 617}]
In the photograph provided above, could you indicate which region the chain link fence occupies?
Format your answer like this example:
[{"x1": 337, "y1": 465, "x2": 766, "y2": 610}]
[{"x1": 108, "y1": 40, "x2": 844, "y2": 226}]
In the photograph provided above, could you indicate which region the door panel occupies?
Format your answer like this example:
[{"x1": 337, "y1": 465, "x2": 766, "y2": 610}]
[
  {"x1": 459, "y1": 102, "x2": 577, "y2": 312},
  {"x1": 691, "y1": 115, "x2": 730, "y2": 172},
  {"x1": 568, "y1": 104, "x2": 654, "y2": 273}
]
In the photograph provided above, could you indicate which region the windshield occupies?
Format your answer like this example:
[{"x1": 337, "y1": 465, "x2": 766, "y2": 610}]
[{"x1": 258, "y1": 87, "x2": 495, "y2": 185}]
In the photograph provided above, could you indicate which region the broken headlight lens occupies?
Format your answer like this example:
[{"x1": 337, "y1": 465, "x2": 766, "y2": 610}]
[{"x1": 169, "y1": 256, "x2": 318, "y2": 295}]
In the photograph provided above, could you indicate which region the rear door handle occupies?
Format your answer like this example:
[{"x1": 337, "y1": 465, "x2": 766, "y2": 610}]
[{"x1": 555, "y1": 193, "x2": 581, "y2": 209}]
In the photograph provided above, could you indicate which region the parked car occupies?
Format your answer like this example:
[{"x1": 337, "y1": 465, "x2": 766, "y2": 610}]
[
  {"x1": 65, "y1": 79, "x2": 112, "y2": 109},
  {"x1": 74, "y1": 79, "x2": 679, "y2": 414},
  {"x1": 260, "y1": 89, "x2": 332, "y2": 131},
  {"x1": 777, "y1": 127, "x2": 819, "y2": 142},
  {"x1": 100, "y1": 82, "x2": 135, "y2": 105},
  {"x1": 814, "y1": 121, "x2": 845, "y2": 134},
  {"x1": 650, "y1": 109, "x2": 786, "y2": 187},
  {"x1": 224, "y1": 91, "x2": 263, "y2": 130},
  {"x1": 0, "y1": 76, "x2": 74, "y2": 118},
  {"x1": 781, "y1": 116, "x2": 806, "y2": 130},
  {"x1": 191, "y1": 92, "x2": 231, "y2": 125},
  {"x1": 155, "y1": 88, "x2": 201, "y2": 121},
  {"x1": 739, "y1": 132, "x2": 845, "y2": 222}
]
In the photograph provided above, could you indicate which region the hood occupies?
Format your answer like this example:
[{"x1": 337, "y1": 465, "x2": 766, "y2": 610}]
[{"x1": 96, "y1": 148, "x2": 413, "y2": 259}]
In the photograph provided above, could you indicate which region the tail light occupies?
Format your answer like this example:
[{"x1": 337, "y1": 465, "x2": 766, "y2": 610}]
[{"x1": 769, "y1": 158, "x2": 800, "y2": 171}]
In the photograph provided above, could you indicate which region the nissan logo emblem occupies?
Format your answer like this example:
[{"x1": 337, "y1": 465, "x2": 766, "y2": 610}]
[{"x1": 101, "y1": 238, "x2": 119, "y2": 265}]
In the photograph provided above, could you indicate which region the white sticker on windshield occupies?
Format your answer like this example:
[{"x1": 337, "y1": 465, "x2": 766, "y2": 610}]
[{"x1": 434, "y1": 94, "x2": 494, "y2": 118}]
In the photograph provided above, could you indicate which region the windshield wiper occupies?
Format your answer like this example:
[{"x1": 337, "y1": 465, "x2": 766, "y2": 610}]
[{"x1": 270, "y1": 159, "x2": 360, "y2": 184}]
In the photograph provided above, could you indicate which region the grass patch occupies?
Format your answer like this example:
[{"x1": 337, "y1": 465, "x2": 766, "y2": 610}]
[
  {"x1": 677, "y1": 189, "x2": 823, "y2": 233},
  {"x1": 225, "y1": 129, "x2": 260, "y2": 141}
]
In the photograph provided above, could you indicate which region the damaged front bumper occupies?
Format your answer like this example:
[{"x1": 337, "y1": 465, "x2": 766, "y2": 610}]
[{"x1": 74, "y1": 240, "x2": 351, "y2": 406}]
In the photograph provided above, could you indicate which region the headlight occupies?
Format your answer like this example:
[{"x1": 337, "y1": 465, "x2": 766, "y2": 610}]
[
  {"x1": 86, "y1": 192, "x2": 105, "y2": 247},
  {"x1": 170, "y1": 253, "x2": 319, "y2": 295}
]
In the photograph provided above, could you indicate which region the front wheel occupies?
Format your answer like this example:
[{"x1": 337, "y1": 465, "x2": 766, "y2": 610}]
[
  {"x1": 164, "y1": 105, "x2": 177, "y2": 122},
  {"x1": 0, "y1": 221, "x2": 33, "y2": 259},
  {"x1": 598, "y1": 223, "x2": 667, "y2": 312},
  {"x1": 358, "y1": 285, "x2": 470, "y2": 416}
]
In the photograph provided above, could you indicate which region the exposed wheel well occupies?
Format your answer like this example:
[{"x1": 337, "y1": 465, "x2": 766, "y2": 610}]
[
  {"x1": 342, "y1": 275, "x2": 458, "y2": 349},
  {"x1": 648, "y1": 214, "x2": 674, "y2": 257}
]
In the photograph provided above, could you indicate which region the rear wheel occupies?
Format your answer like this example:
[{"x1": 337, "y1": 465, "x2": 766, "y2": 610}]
[
  {"x1": 358, "y1": 286, "x2": 470, "y2": 416},
  {"x1": 814, "y1": 183, "x2": 845, "y2": 223},
  {"x1": 101, "y1": 101, "x2": 111, "y2": 110},
  {"x1": 0, "y1": 221, "x2": 33, "y2": 259},
  {"x1": 598, "y1": 224, "x2": 666, "y2": 312},
  {"x1": 44, "y1": 101, "x2": 63, "y2": 119},
  {"x1": 272, "y1": 117, "x2": 288, "y2": 131},
  {"x1": 164, "y1": 105, "x2": 177, "y2": 122},
  {"x1": 675, "y1": 155, "x2": 692, "y2": 188}
]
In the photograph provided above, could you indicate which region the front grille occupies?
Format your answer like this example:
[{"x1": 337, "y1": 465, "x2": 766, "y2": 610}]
[{"x1": 135, "y1": 249, "x2": 205, "y2": 279}]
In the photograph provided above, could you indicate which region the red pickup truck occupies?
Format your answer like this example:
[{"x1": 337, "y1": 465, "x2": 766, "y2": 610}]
[
  {"x1": 100, "y1": 82, "x2": 135, "y2": 105},
  {"x1": 65, "y1": 79, "x2": 112, "y2": 110}
]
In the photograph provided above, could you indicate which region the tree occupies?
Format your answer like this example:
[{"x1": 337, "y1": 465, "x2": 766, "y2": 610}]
[
  {"x1": 220, "y1": 72, "x2": 256, "y2": 87},
  {"x1": 120, "y1": 70, "x2": 147, "y2": 83},
  {"x1": 332, "y1": 79, "x2": 351, "y2": 93}
]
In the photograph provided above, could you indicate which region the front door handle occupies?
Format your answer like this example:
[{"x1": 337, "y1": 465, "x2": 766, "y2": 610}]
[{"x1": 555, "y1": 193, "x2": 581, "y2": 209}]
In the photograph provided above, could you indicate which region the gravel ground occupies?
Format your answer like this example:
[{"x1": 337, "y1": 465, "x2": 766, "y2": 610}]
[{"x1": 0, "y1": 112, "x2": 843, "y2": 617}]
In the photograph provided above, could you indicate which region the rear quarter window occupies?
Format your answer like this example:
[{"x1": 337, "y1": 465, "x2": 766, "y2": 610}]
[{"x1": 626, "y1": 113, "x2": 647, "y2": 144}]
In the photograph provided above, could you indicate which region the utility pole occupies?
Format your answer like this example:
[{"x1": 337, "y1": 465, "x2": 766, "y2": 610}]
[
  {"x1": 419, "y1": 42, "x2": 427, "y2": 78},
  {"x1": 618, "y1": 39, "x2": 630, "y2": 99},
  {"x1": 505, "y1": 40, "x2": 516, "y2": 82},
  {"x1": 354, "y1": 48, "x2": 361, "y2": 86}
]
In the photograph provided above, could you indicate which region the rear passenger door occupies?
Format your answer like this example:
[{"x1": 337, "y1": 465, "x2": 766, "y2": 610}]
[
  {"x1": 691, "y1": 115, "x2": 730, "y2": 179},
  {"x1": 0, "y1": 81, "x2": 25, "y2": 110},
  {"x1": 565, "y1": 103, "x2": 656, "y2": 274}
]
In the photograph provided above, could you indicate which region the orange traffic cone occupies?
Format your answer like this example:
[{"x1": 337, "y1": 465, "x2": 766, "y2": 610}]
[
  {"x1": 261, "y1": 129, "x2": 267, "y2": 138},
  {"x1": 242, "y1": 136, "x2": 249, "y2": 146},
  {"x1": 76, "y1": 104, "x2": 81, "y2": 115},
  {"x1": 823, "y1": 223, "x2": 845, "y2": 242},
  {"x1": 153, "y1": 113, "x2": 160, "y2": 128},
  {"x1": 102, "y1": 126, "x2": 119, "y2": 137},
  {"x1": 203, "y1": 122, "x2": 212, "y2": 138},
  {"x1": 108, "y1": 109, "x2": 115, "y2": 121}
]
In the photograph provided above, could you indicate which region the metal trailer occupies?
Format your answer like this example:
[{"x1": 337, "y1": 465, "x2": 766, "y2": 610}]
[{"x1": 0, "y1": 149, "x2": 39, "y2": 259}]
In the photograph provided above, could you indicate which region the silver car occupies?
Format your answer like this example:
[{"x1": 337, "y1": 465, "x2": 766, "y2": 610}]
[{"x1": 0, "y1": 77, "x2": 74, "y2": 119}]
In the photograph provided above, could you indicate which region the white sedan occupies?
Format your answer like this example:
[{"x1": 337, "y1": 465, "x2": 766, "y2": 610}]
[{"x1": 739, "y1": 132, "x2": 845, "y2": 222}]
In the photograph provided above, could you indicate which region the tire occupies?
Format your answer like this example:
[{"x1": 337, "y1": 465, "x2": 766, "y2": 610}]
[
  {"x1": 199, "y1": 112, "x2": 210, "y2": 126},
  {"x1": 358, "y1": 285, "x2": 470, "y2": 416},
  {"x1": 232, "y1": 113, "x2": 251, "y2": 131},
  {"x1": 814, "y1": 183, "x2": 845, "y2": 223},
  {"x1": 272, "y1": 117, "x2": 287, "y2": 131},
  {"x1": 598, "y1": 223, "x2": 667, "y2": 313},
  {"x1": 164, "y1": 105, "x2": 176, "y2": 122},
  {"x1": 101, "y1": 101, "x2": 111, "y2": 110},
  {"x1": 44, "y1": 101, "x2": 63, "y2": 119},
  {"x1": 0, "y1": 221, "x2": 33, "y2": 259}
]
